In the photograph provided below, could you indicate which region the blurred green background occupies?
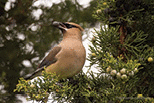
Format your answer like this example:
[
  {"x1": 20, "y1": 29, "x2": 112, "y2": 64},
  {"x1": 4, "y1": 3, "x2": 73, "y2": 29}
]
[{"x1": 0, "y1": 0, "x2": 97, "y2": 102}]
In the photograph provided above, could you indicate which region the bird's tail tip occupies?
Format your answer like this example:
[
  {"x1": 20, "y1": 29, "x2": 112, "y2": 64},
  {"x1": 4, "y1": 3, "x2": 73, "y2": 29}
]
[{"x1": 23, "y1": 74, "x2": 33, "y2": 80}]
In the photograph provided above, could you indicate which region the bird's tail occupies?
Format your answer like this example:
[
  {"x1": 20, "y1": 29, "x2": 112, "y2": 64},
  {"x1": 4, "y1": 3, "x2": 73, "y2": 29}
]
[{"x1": 24, "y1": 67, "x2": 44, "y2": 80}]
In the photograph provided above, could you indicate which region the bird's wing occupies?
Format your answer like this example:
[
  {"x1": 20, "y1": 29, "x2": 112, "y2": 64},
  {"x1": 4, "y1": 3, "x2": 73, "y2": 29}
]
[
  {"x1": 24, "y1": 46, "x2": 61, "y2": 80},
  {"x1": 38, "y1": 46, "x2": 62, "y2": 68}
]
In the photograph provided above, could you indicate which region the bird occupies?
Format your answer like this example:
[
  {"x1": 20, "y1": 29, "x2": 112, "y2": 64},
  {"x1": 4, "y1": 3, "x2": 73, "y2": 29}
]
[{"x1": 24, "y1": 21, "x2": 86, "y2": 80}]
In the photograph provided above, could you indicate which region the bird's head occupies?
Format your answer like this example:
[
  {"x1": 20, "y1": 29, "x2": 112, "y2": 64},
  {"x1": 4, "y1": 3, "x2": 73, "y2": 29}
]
[{"x1": 52, "y1": 21, "x2": 84, "y2": 40}]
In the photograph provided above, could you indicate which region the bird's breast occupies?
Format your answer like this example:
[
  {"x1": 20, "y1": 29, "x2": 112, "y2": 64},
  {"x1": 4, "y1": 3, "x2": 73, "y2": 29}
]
[{"x1": 56, "y1": 40, "x2": 86, "y2": 74}]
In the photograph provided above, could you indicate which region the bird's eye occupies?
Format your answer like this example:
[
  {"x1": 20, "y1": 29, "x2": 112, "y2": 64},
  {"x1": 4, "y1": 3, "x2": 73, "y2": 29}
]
[{"x1": 63, "y1": 23, "x2": 77, "y2": 29}]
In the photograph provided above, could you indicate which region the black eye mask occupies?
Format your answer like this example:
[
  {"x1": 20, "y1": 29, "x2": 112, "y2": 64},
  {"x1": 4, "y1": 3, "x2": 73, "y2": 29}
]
[{"x1": 62, "y1": 23, "x2": 77, "y2": 29}]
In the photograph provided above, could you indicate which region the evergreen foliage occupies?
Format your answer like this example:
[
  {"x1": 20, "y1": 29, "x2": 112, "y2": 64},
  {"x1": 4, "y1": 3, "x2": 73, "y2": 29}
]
[
  {"x1": 91, "y1": 0, "x2": 154, "y2": 102},
  {"x1": 15, "y1": 0, "x2": 154, "y2": 102}
]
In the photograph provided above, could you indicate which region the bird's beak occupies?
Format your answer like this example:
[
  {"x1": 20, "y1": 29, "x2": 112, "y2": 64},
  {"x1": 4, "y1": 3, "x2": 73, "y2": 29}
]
[{"x1": 52, "y1": 21, "x2": 67, "y2": 31}]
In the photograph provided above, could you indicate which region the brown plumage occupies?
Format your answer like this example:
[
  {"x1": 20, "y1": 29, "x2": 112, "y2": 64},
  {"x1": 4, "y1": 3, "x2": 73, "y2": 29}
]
[{"x1": 24, "y1": 21, "x2": 86, "y2": 80}]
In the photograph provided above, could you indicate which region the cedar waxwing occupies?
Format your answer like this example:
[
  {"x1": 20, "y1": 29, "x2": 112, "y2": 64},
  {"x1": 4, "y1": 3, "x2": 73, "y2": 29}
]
[{"x1": 24, "y1": 21, "x2": 86, "y2": 80}]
